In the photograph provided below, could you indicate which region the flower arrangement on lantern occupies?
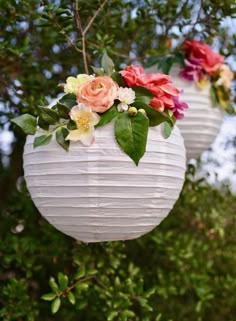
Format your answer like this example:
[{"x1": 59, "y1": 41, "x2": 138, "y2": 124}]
[
  {"x1": 149, "y1": 40, "x2": 235, "y2": 114},
  {"x1": 12, "y1": 53, "x2": 188, "y2": 165}
]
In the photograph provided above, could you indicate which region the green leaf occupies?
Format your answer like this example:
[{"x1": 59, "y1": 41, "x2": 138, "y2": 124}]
[
  {"x1": 163, "y1": 121, "x2": 173, "y2": 138},
  {"x1": 75, "y1": 265, "x2": 86, "y2": 279},
  {"x1": 58, "y1": 272, "x2": 69, "y2": 291},
  {"x1": 33, "y1": 134, "x2": 52, "y2": 148},
  {"x1": 68, "y1": 292, "x2": 76, "y2": 305},
  {"x1": 49, "y1": 277, "x2": 59, "y2": 293},
  {"x1": 132, "y1": 86, "x2": 154, "y2": 104},
  {"x1": 51, "y1": 297, "x2": 61, "y2": 314},
  {"x1": 95, "y1": 106, "x2": 119, "y2": 128},
  {"x1": 114, "y1": 112, "x2": 149, "y2": 165},
  {"x1": 90, "y1": 66, "x2": 105, "y2": 76},
  {"x1": 67, "y1": 119, "x2": 77, "y2": 130},
  {"x1": 38, "y1": 116, "x2": 49, "y2": 130},
  {"x1": 58, "y1": 93, "x2": 77, "y2": 109},
  {"x1": 111, "y1": 71, "x2": 125, "y2": 86},
  {"x1": 11, "y1": 114, "x2": 37, "y2": 135},
  {"x1": 57, "y1": 103, "x2": 70, "y2": 119},
  {"x1": 107, "y1": 311, "x2": 119, "y2": 321},
  {"x1": 56, "y1": 127, "x2": 70, "y2": 151},
  {"x1": 38, "y1": 106, "x2": 59, "y2": 125},
  {"x1": 101, "y1": 51, "x2": 114, "y2": 76},
  {"x1": 41, "y1": 292, "x2": 56, "y2": 301},
  {"x1": 132, "y1": 101, "x2": 169, "y2": 127}
]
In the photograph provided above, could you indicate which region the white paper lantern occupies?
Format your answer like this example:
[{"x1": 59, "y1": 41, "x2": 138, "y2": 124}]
[
  {"x1": 146, "y1": 66, "x2": 224, "y2": 160},
  {"x1": 23, "y1": 123, "x2": 186, "y2": 243}
]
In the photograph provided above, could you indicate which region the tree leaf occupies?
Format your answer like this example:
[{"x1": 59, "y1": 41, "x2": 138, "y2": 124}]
[
  {"x1": 51, "y1": 297, "x2": 61, "y2": 314},
  {"x1": 41, "y1": 293, "x2": 56, "y2": 301},
  {"x1": 95, "y1": 106, "x2": 119, "y2": 128},
  {"x1": 56, "y1": 127, "x2": 70, "y2": 151},
  {"x1": 33, "y1": 134, "x2": 52, "y2": 148},
  {"x1": 68, "y1": 292, "x2": 76, "y2": 305},
  {"x1": 132, "y1": 101, "x2": 169, "y2": 127},
  {"x1": 58, "y1": 272, "x2": 68, "y2": 291},
  {"x1": 49, "y1": 277, "x2": 59, "y2": 293},
  {"x1": 101, "y1": 51, "x2": 114, "y2": 76},
  {"x1": 114, "y1": 112, "x2": 149, "y2": 165},
  {"x1": 90, "y1": 66, "x2": 105, "y2": 76},
  {"x1": 163, "y1": 121, "x2": 173, "y2": 138},
  {"x1": 11, "y1": 114, "x2": 37, "y2": 135},
  {"x1": 37, "y1": 106, "x2": 59, "y2": 125}
]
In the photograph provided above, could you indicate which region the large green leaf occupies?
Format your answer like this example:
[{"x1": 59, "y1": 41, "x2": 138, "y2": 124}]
[
  {"x1": 132, "y1": 86, "x2": 154, "y2": 105},
  {"x1": 11, "y1": 114, "x2": 37, "y2": 135},
  {"x1": 101, "y1": 51, "x2": 114, "y2": 76},
  {"x1": 95, "y1": 106, "x2": 119, "y2": 128},
  {"x1": 56, "y1": 127, "x2": 70, "y2": 151},
  {"x1": 37, "y1": 106, "x2": 59, "y2": 125},
  {"x1": 114, "y1": 112, "x2": 149, "y2": 165},
  {"x1": 132, "y1": 101, "x2": 169, "y2": 127},
  {"x1": 33, "y1": 134, "x2": 52, "y2": 148}
]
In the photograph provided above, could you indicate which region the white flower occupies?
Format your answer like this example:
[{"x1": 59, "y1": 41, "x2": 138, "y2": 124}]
[
  {"x1": 117, "y1": 87, "x2": 136, "y2": 112},
  {"x1": 66, "y1": 103, "x2": 100, "y2": 146},
  {"x1": 118, "y1": 87, "x2": 135, "y2": 104},
  {"x1": 117, "y1": 102, "x2": 129, "y2": 112}
]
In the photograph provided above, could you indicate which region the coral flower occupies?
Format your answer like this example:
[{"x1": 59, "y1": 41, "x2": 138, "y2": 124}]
[{"x1": 66, "y1": 103, "x2": 100, "y2": 145}]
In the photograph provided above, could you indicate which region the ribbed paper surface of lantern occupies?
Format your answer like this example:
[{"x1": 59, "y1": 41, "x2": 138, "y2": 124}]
[
  {"x1": 23, "y1": 123, "x2": 186, "y2": 243},
  {"x1": 146, "y1": 66, "x2": 224, "y2": 160}
]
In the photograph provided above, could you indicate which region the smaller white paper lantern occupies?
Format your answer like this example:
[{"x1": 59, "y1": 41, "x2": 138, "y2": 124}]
[
  {"x1": 169, "y1": 67, "x2": 224, "y2": 160},
  {"x1": 23, "y1": 123, "x2": 186, "y2": 243}
]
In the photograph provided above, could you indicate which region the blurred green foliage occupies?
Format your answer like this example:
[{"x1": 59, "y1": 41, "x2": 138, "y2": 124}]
[
  {"x1": 1, "y1": 167, "x2": 236, "y2": 320},
  {"x1": 0, "y1": 0, "x2": 236, "y2": 320}
]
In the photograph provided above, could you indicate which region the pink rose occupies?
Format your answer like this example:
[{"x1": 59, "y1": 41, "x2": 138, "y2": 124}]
[
  {"x1": 77, "y1": 76, "x2": 118, "y2": 113},
  {"x1": 183, "y1": 40, "x2": 224, "y2": 76}
]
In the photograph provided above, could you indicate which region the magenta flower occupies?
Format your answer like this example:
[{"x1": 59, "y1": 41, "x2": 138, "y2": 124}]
[
  {"x1": 171, "y1": 95, "x2": 188, "y2": 120},
  {"x1": 179, "y1": 59, "x2": 204, "y2": 82}
]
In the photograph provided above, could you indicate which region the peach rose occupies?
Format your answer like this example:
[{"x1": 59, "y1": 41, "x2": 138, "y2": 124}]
[
  {"x1": 184, "y1": 40, "x2": 224, "y2": 76},
  {"x1": 76, "y1": 76, "x2": 119, "y2": 113}
]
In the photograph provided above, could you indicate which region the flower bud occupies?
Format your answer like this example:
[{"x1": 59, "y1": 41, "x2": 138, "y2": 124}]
[
  {"x1": 128, "y1": 106, "x2": 137, "y2": 116},
  {"x1": 138, "y1": 108, "x2": 146, "y2": 115}
]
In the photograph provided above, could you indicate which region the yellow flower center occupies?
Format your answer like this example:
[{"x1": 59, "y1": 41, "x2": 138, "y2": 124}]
[{"x1": 75, "y1": 112, "x2": 91, "y2": 130}]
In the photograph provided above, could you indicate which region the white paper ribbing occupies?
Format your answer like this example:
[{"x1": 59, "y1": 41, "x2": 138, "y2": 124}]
[{"x1": 23, "y1": 123, "x2": 186, "y2": 243}]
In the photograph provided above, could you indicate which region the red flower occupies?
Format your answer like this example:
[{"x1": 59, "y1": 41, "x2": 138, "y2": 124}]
[
  {"x1": 120, "y1": 66, "x2": 180, "y2": 112},
  {"x1": 183, "y1": 40, "x2": 224, "y2": 76}
]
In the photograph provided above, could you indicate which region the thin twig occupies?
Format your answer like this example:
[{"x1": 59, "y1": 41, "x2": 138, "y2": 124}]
[{"x1": 74, "y1": 0, "x2": 108, "y2": 73}]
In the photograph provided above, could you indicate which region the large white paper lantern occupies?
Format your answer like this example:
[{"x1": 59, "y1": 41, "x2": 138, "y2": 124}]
[
  {"x1": 23, "y1": 123, "x2": 186, "y2": 243},
  {"x1": 146, "y1": 66, "x2": 224, "y2": 160}
]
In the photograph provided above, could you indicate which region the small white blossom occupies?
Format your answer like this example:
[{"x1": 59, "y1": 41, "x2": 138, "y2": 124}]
[
  {"x1": 117, "y1": 102, "x2": 129, "y2": 112},
  {"x1": 118, "y1": 87, "x2": 135, "y2": 105}
]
